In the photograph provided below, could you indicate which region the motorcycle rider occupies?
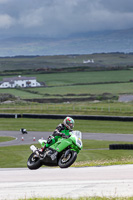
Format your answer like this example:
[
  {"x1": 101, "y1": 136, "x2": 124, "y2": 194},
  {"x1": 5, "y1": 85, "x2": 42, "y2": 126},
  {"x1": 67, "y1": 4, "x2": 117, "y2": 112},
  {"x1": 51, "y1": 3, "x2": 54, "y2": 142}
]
[{"x1": 36, "y1": 116, "x2": 75, "y2": 160}]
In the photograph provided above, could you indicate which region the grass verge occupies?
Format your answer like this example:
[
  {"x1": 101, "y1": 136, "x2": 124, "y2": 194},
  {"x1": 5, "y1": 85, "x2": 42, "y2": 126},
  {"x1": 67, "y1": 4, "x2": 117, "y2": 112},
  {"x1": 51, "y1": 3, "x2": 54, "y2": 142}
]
[
  {"x1": 0, "y1": 136, "x2": 15, "y2": 142},
  {"x1": 1, "y1": 140, "x2": 133, "y2": 168},
  {"x1": 0, "y1": 118, "x2": 133, "y2": 134}
]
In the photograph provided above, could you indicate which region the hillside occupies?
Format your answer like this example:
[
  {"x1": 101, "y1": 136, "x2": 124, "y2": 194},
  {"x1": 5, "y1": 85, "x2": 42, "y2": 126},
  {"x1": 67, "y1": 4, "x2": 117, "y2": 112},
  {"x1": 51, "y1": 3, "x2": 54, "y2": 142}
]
[
  {"x1": 0, "y1": 28, "x2": 133, "y2": 57},
  {"x1": 0, "y1": 53, "x2": 133, "y2": 73}
]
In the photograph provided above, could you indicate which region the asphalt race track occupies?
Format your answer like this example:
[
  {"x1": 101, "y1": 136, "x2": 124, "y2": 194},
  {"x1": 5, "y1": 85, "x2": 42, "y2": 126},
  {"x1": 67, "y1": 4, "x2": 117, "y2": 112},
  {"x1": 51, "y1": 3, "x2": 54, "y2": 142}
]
[
  {"x1": 1, "y1": 130, "x2": 133, "y2": 146},
  {"x1": 1, "y1": 131, "x2": 133, "y2": 200}
]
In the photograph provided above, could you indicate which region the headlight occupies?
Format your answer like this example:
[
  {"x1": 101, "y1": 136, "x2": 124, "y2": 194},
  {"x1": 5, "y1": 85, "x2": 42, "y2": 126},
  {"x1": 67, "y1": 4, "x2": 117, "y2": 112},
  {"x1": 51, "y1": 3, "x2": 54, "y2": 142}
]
[{"x1": 76, "y1": 138, "x2": 82, "y2": 148}]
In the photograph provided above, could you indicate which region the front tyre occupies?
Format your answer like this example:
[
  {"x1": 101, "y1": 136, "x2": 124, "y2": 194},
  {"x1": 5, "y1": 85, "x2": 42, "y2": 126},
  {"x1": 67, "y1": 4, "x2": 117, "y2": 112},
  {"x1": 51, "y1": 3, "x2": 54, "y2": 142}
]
[
  {"x1": 27, "y1": 153, "x2": 42, "y2": 170},
  {"x1": 58, "y1": 151, "x2": 77, "y2": 168}
]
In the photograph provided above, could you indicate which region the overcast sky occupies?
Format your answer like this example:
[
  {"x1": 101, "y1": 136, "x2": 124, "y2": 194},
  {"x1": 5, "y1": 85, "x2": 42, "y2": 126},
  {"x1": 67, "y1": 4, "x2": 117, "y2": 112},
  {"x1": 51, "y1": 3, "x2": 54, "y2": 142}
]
[{"x1": 0, "y1": 0, "x2": 133, "y2": 38}]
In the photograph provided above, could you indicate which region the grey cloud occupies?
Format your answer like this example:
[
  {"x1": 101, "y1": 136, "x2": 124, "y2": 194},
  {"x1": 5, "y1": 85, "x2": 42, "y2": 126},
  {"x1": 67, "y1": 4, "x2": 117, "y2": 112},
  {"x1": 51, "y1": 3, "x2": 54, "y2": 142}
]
[
  {"x1": 1, "y1": 0, "x2": 133, "y2": 37},
  {"x1": 0, "y1": 0, "x2": 11, "y2": 3},
  {"x1": 100, "y1": 0, "x2": 133, "y2": 12},
  {"x1": 0, "y1": 14, "x2": 15, "y2": 28}
]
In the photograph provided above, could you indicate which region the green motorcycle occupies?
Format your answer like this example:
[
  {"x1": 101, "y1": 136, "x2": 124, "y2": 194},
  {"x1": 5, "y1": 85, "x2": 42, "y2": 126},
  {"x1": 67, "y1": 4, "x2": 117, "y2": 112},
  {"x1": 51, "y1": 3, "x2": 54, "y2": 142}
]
[{"x1": 27, "y1": 130, "x2": 82, "y2": 169}]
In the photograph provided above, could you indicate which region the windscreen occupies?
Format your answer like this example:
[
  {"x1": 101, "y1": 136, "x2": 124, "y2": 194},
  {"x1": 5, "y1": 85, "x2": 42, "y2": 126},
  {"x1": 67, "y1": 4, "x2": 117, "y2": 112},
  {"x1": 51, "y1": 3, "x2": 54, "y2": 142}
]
[{"x1": 70, "y1": 130, "x2": 82, "y2": 139}]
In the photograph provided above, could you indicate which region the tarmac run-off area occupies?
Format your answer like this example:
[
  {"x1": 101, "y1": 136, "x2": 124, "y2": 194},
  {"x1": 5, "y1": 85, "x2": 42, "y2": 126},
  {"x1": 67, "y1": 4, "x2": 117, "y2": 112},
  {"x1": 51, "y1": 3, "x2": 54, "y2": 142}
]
[{"x1": 1, "y1": 165, "x2": 133, "y2": 199}]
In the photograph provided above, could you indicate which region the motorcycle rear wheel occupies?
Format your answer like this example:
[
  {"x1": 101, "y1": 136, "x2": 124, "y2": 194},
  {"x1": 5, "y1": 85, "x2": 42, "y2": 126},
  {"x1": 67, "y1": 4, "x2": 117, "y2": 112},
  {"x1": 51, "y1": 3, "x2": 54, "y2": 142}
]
[
  {"x1": 58, "y1": 151, "x2": 77, "y2": 168},
  {"x1": 27, "y1": 153, "x2": 42, "y2": 170}
]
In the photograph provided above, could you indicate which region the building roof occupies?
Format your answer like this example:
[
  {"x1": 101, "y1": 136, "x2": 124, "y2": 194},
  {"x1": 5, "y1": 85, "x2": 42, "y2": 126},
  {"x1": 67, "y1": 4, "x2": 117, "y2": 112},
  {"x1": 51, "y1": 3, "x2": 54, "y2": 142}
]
[{"x1": 3, "y1": 76, "x2": 36, "y2": 82}]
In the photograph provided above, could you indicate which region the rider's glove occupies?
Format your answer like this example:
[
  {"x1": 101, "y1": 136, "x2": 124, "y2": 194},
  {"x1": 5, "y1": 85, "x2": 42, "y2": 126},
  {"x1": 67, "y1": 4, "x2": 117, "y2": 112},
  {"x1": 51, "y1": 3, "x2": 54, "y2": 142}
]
[
  {"x1": 47, "y1": 138, "x2": 52, "y2": 144},
  {"x1": 47, "y1": 136, "x2": 54, "y2": 144},
  {"x1": 61, "y1": 133, "x2": 70, "y2": 139},
  {"x1": 61, "y1": 133, "x2": 66, "y2": 137}
]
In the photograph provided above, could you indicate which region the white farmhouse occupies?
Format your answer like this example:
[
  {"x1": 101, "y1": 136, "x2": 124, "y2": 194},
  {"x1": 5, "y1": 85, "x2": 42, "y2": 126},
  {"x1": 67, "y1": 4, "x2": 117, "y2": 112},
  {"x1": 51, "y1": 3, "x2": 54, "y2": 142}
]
[
  {"x1": 83, "y1": 59, "x2": 94, "y2": 64},
  {"x1": 0, "y1": 76, "x2": 42, "y2": 88}
]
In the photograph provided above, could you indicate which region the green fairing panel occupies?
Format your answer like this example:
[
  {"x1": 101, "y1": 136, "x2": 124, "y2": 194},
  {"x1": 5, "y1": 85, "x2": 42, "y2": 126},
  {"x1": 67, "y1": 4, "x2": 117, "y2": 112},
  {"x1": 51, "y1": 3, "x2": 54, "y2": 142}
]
[
  {"x1": 71, "y1": 145, "x2": 80, "y2": 154},
  {"x1": 50, "y1": 138, "x2": 71, "y2": 152}
]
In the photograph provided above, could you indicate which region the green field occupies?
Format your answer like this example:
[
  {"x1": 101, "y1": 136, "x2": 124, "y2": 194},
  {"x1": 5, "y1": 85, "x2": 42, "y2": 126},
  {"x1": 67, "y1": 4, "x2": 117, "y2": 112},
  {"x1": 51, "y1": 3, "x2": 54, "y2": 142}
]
[
  {"x1": 0, "y1": 53, "x2": 133, "y2": 103},
  {"x1": 2, "y1": 69, "x2": 133, "y2": 85},
  {"x1": 0, "y1": 53, "x2": 133, "y2": 72},
  {"x1": 0, "y1": 101, "x2": 133, "y2": 116},
  {"x1": 0, "y1": 118, "x2": 133, "y2": 134},
  {"x1": 1, "y1": 69, "x2": 133, "y2": 118},
  {"x1": 1, "y1": 70, "x2": 133, "y2": 102},
  {"x1": 0, "y1": 82, "x2": 133, "y2": 100},
  {"x1": 27, "y1": 82, "x2": 133, "y2": 96},
  {"x1": 32, "y1": 70, "x2": 133, "y2": 86}
]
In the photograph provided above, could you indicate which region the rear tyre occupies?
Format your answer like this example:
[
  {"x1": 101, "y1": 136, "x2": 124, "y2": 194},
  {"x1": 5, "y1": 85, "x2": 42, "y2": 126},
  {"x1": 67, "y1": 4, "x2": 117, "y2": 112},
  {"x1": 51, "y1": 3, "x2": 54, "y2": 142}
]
[
  {"x1": 58, "y1": 151, "x2": 77, "y2": 168},
  {"x1": 27, "y1": 153, "x2": 42, "y2": 170}
]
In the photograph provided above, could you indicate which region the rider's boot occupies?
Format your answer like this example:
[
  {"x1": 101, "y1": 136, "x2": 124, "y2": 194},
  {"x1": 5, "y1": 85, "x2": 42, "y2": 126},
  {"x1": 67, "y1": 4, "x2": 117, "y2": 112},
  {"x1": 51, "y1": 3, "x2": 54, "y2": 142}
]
[{"x1": 35, "y1": 146, "x2": 46, "y2": 158}]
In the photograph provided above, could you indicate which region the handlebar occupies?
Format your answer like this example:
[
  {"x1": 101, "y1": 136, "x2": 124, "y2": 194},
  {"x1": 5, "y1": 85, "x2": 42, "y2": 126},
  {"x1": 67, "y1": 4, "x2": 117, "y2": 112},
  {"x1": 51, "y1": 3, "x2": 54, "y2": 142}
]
[{"x1": 62, "y1": 135, "x2": 70, "y2": 139}]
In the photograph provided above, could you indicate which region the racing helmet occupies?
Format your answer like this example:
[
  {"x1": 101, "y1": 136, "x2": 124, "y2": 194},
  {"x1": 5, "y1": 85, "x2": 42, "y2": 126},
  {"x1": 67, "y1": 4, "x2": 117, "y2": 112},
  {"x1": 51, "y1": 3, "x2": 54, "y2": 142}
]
[{"x1": 63, "y1": 117, "x2": 74, "y2": 130}]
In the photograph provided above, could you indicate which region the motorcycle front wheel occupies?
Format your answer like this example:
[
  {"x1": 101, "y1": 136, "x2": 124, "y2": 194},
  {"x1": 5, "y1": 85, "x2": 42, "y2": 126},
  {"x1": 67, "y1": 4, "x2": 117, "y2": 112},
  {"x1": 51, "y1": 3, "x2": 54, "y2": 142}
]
[
  {"x1": 27, "y1": 153, "x2": 42, "y2": 170},
  {"x1": 58, "y1": 150, "x2": 77, "y2": 168}
]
